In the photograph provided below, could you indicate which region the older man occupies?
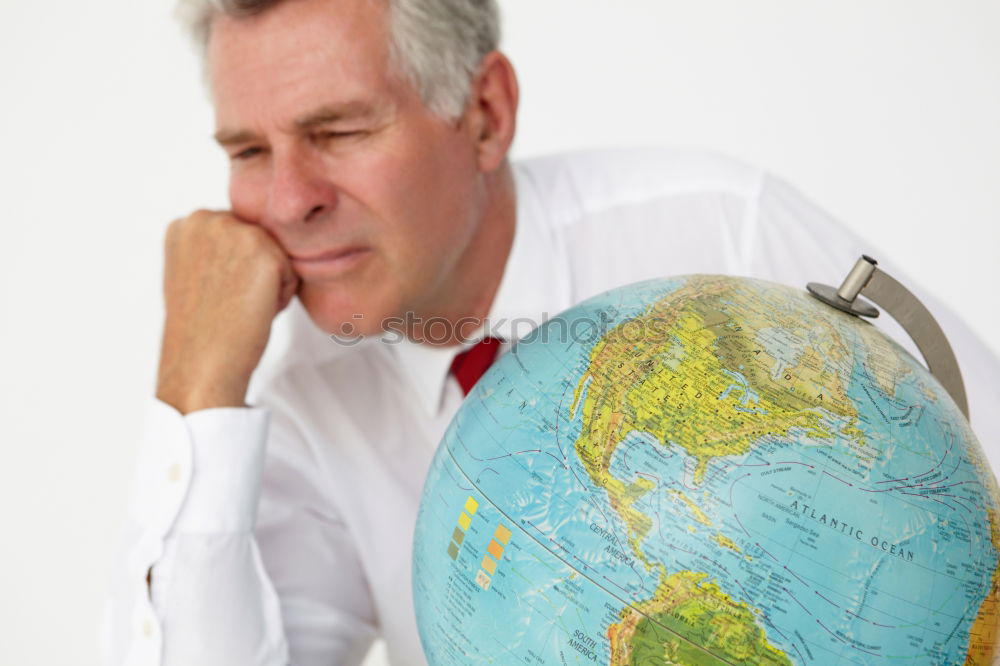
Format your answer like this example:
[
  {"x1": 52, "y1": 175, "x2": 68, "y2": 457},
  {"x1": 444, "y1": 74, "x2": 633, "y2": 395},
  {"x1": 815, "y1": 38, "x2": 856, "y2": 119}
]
[{"x1": 103, "y1": 0, "x2": 1000, "y2": 664}]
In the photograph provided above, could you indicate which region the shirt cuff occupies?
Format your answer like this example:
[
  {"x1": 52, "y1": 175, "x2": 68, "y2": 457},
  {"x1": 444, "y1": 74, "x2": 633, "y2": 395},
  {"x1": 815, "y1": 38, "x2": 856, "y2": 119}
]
[{"x1": 128, "y1": 397, "x2": 271, "y2": 537}]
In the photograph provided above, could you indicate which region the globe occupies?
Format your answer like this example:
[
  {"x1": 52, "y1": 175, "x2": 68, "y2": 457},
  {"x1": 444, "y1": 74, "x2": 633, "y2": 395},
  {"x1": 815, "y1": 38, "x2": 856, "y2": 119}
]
[{"x1": 412, "y1": 274, "x2": 1000, "y2": 665}]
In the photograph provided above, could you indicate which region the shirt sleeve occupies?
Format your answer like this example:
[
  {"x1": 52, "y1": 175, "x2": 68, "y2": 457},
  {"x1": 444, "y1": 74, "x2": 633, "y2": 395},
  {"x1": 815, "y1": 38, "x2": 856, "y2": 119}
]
[
  {"x1": 102, "y1": 396, "x2": 378, "y2": 666},
  {"x1": 745, "y1": 173, "x2": 1000, "y2": 471}
]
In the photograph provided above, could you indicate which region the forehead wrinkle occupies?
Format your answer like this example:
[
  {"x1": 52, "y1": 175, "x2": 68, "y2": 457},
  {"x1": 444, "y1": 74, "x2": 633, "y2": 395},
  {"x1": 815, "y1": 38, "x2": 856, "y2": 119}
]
[{"x1": 210, "y1": 40, "x2": 395, "y2": 140}]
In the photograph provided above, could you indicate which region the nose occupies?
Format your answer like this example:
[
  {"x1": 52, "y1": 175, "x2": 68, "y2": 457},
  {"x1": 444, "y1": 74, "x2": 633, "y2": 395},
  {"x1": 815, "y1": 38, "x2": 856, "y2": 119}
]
[{"x1": 264, "y1": 147, "x2": 338, "y2": 228}]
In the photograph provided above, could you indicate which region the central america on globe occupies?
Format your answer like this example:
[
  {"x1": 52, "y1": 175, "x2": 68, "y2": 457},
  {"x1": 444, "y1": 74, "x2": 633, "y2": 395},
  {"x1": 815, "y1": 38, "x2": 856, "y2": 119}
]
[{"x1": 412, "y1": 274, "x2": 1000, "y2": 665}]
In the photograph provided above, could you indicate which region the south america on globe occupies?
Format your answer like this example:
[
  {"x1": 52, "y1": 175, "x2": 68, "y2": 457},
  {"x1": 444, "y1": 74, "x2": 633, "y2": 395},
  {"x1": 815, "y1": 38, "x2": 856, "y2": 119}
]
[{"x1": 412, "y1": 274, "x2": 1000, "y2": 665}]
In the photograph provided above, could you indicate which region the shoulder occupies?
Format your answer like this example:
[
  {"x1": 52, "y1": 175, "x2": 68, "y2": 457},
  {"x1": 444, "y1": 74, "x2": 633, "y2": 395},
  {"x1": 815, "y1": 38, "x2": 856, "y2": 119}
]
[{"x1": 512, "y1": 146, "x2": 765, "y2": 227}]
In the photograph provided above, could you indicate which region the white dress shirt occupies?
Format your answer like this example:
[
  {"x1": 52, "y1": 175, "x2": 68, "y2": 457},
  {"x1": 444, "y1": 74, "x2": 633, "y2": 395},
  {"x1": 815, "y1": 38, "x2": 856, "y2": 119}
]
[{"x1": 102, "y1": 147, "x2": 1000, "y2": 666}]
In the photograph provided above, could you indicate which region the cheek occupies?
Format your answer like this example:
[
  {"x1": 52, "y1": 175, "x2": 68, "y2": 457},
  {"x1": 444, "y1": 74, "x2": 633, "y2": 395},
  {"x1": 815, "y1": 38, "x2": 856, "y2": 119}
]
[
  {"x1": 374, "y1": 191, "x2": 464, "y2": 284},
  {"x1": 228, "y1": 169, "x2": 268, "y2": 222},
  {"x1": 373, "y1": 143, "x2": 478, "y2": 258}
]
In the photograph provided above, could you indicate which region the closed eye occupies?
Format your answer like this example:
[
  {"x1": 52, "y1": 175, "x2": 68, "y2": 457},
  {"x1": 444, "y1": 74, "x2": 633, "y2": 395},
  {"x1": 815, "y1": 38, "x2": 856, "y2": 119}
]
[
  {"x1": 232, "y1": 146, "x2": 265, "y2": 161},
  {"x1": 316, "y1": 129, "x2": 368, "y2": 142}
]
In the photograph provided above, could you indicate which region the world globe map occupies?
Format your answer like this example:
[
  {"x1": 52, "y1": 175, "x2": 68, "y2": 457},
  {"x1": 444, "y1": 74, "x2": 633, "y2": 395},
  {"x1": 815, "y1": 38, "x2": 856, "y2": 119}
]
[{"x1": 412, "y1": 274, "x2": 1000, "y2": 665}]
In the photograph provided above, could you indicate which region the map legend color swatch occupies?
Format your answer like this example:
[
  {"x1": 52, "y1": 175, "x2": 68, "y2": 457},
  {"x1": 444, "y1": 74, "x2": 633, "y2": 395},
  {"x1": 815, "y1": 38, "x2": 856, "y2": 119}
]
[{"x1": 447, "y1": 495, "x2": 478, "y2": 560}]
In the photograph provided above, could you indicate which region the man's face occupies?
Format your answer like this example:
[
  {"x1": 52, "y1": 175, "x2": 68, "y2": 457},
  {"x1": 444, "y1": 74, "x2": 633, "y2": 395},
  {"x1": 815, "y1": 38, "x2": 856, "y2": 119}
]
[{"x1": 208, "y1": 0, "x2": 487, "y2": 336}]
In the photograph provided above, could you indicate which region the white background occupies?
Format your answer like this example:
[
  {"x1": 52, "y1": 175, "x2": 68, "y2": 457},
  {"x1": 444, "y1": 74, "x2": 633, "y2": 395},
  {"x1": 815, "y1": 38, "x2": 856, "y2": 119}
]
[{"x1": 1, "y1": 1, "x2": 997, "y2": 664}]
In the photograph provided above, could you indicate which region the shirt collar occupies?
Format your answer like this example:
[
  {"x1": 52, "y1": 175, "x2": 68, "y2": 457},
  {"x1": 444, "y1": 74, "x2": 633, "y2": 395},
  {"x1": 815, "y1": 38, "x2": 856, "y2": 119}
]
[
  {"x1": 389, "y1": 336, "x2": 460, "y2": 416},
  {"x1": 388, "y1": 162, "x2": 572, "y2": 416}
]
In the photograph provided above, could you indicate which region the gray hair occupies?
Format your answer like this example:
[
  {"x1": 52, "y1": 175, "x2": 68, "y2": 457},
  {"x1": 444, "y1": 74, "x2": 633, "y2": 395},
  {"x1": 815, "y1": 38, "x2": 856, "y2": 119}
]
[{"x1": 175, "y1": 0, "x2": 500, "y2": 119}]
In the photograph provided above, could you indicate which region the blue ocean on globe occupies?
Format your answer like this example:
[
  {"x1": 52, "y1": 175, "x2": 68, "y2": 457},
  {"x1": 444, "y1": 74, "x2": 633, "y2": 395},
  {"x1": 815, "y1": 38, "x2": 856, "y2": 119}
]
[{"x1": 412, "y1": 275, "x2": 1000, "y2": 665}]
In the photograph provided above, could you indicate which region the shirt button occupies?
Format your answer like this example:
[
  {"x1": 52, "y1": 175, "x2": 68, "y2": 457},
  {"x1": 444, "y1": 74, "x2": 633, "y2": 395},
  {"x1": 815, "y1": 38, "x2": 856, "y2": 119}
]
[
  {"x1": 143, "y1": 618, "x2": 154, "y2": 637},
  {"x1": 166, "y1": 464, "x2": 182, "y2": 483}
]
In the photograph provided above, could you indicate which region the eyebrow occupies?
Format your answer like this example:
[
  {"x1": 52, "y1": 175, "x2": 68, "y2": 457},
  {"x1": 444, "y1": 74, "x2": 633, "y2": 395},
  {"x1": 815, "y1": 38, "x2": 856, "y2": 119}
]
[
  {"x1": 296, "y1": 101, "x2": 379, "y2": 129},
  {"x1": 213, "y1": 101, "x2": 382, "y2": 147}
]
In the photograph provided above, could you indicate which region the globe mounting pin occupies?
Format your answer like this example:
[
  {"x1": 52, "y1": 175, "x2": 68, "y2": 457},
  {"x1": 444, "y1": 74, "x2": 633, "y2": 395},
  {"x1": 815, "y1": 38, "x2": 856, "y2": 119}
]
[{"x1": 807, "y1": 255, "x2": 969, "y2": 420}]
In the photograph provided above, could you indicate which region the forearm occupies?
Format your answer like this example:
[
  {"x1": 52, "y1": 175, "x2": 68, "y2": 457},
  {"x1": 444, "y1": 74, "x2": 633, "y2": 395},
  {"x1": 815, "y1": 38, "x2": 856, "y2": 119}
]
[{"x1": 103, "y1": 399, "x2": 287, "y2": 666}]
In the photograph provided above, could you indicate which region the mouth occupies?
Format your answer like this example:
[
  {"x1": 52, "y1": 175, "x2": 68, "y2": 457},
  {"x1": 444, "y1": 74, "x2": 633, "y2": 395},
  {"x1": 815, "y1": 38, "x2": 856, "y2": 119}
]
[{"x1": 289, "y1": 246, "x2": 372, "y2": 279}]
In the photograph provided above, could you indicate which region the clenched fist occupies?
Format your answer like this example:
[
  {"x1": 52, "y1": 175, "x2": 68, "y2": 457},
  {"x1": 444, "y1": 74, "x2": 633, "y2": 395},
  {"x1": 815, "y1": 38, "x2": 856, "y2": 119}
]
[{"x1": 156, "y1": 210, "x2": 300, "y2": 414}]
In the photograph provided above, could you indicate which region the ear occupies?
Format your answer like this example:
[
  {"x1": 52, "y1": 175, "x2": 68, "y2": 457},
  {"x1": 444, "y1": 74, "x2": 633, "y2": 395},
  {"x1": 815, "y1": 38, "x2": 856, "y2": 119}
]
[{"x1": 463, "y1": 51, "x2": 519, "y2": 173}]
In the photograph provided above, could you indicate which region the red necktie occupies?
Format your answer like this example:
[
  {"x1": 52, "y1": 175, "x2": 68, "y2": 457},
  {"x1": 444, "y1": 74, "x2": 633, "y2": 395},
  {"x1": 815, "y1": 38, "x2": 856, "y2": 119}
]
[{"x1": 450, "y1": 337, "x2": 503, "y2": 395}]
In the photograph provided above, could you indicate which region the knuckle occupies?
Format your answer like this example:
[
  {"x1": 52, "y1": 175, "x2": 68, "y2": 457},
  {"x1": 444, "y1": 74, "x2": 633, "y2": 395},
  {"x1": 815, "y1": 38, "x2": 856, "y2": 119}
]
[{"x1": 189, "y1": 208, "x2": 217, "y2": 222}]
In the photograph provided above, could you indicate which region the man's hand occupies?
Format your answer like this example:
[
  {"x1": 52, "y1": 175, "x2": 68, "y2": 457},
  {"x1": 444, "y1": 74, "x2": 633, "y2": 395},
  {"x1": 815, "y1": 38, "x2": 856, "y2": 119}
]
[{"x1": 156, "y1": 210, "x2": 300, "y2": 414}]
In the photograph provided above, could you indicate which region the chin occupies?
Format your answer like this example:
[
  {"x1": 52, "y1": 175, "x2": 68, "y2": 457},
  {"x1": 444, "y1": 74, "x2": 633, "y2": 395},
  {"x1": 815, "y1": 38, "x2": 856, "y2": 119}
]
[{"x1": 297, "y1": 282, "x2": 401, "y2": 339}]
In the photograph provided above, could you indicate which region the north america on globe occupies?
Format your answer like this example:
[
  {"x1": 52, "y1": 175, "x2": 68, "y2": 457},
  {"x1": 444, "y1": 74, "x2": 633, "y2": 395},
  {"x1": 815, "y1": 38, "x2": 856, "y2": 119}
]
[{"x1": 413, "y1": 274, "x2": 1000, "y2": 665}]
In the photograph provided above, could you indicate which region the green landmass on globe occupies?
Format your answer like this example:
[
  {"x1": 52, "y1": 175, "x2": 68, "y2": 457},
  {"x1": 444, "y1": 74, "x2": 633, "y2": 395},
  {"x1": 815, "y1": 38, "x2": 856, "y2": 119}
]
[{"x1": 413, "y1": 274, "x2": 1000, "y2": 665}]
